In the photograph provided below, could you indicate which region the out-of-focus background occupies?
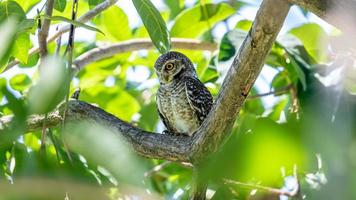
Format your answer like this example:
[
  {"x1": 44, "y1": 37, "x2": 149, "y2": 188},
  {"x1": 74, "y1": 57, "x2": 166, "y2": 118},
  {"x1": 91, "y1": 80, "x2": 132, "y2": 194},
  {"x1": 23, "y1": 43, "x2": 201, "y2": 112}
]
[{"x1": 0, "y1": 0, "x2": 355, "y2": 199}]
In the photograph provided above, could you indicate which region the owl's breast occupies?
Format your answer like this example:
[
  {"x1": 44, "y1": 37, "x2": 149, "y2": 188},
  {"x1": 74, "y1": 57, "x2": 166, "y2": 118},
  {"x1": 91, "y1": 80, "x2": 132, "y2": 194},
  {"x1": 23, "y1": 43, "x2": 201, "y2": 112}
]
[{"x1": 157, "y1": 82, "x2": 199, "y2": 136}]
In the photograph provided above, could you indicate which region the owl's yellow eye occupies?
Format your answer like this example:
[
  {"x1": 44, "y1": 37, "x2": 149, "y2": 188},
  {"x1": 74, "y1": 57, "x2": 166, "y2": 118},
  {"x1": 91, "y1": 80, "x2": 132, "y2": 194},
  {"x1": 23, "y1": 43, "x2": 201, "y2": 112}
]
[{"x1": 165, "y1": 63, "x2": 175, "y2": 70}]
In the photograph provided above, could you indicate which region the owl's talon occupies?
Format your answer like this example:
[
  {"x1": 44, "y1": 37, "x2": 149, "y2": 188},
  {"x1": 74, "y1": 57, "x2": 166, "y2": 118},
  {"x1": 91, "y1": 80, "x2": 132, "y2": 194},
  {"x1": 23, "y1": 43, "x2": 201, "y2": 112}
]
[{"x1": 163, "y1": 130, "x2": 171, "y2": 135}]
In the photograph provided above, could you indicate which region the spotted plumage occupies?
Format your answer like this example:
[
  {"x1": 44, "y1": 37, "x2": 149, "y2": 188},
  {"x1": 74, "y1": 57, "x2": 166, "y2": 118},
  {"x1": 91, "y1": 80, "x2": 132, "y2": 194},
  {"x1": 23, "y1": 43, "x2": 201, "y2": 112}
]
[{"x1": 155, "y1": 51, "x2": 213, "y2": 136}]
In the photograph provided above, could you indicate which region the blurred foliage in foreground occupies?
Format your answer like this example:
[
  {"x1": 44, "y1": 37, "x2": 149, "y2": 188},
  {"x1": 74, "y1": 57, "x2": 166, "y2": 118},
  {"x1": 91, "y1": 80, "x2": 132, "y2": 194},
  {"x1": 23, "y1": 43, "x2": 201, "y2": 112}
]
[{"x1": 0, "y1": 0, "x2": 356, "y2": 199}]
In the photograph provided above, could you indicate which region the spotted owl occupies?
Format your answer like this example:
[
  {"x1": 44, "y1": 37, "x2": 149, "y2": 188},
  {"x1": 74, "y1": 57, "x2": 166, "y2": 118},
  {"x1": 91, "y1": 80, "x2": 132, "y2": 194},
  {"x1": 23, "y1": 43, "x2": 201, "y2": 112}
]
[{"x1": 155, "y1": 51, "x2": 213, "y2": 136}]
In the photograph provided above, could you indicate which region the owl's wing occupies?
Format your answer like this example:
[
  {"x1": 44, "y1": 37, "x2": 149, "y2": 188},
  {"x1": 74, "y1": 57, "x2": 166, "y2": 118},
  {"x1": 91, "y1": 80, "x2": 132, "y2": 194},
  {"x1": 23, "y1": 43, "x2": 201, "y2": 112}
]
[{"x1": 184, "y1": 77, "x2": 213, "y2": 123}]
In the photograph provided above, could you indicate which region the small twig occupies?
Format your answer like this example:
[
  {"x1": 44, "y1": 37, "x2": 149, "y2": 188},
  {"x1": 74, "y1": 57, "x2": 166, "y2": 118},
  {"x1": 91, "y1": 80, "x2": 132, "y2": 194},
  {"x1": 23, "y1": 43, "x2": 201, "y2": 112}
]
[
  {"x1": 55, "y1": 27, "x2": 62, "y2": 55},
  {"x1": 38, "y1": 0, "x2": 55, "y2": 58},
  {"x1": 289, "y1": 85, "x2": 300, "y2": 116},
  {"x1": 61, "y1": 0, "x2": 79, "y2": 163},
  {"x1": 144, "y1": 161, "x2": 172, "y2": 177},
  {"x1": 223, "y1": 179, "x2": 298, "y2": 197},
  {"x1": 247, "y1": 84, "x2": 293, "y2": 99},
  {"x1": 292, "y1": 165, "x2": 303, "y2": 200}
]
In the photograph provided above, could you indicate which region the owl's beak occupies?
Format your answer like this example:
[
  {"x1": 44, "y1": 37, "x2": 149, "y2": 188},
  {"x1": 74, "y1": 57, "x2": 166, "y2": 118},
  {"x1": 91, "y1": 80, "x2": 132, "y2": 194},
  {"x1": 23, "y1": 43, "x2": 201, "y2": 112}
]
[{"x1": 161, "y1": 73, "x2": 172, "y2": 83}]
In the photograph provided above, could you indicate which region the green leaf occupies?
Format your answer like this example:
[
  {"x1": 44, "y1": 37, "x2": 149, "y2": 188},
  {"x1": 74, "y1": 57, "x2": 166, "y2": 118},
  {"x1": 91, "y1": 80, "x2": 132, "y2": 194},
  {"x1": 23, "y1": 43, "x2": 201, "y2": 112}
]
[
  {"x1": 268, "y1": 98, "x2": 288, "y2": 121},
  {"x1": 19, "y1": 53, "x2": 39, "y2": 68},
  {"x1": 11, "y1": 33, "x2": 30, "y2": 64},
  {"x1": 171, "y1": 3, "x2": 235, "y2": 38},
  {"x1": 132, "y1": 0, "x2": 171, "y2": 54},
  {"x1": 287, "y1": 53, "x2": 307, "y2": 91},
  {"x1": 17, "y1": 19, "x2": 36, "y2": 34},
  {"x1": 88, "y1": 0, "x2": 104, "y2": 9},
  {"x1": 28, "y1": 56, "x2": 69, "y2": 114},
  {"x1": 163, "y1": 0, "x2": 184, "y2": 19},
  {"x1": 13, "y1": 0, "x2": 41, "y2": 13},
  {"x1": 271, "y1": 71, "x2": 289, "y2": 90},
  {"x1": 0, "y1": 18, "x2": 18, "y2": 71},
  {"x1": 89, "y1": 87, "x2": 140, "y2": 121},
  {"x1": 218, "y1": 29, "x2": 246, "y2": 62},
  {"x1": 54, "y1": 0, "x2": 66, "y2": 12},
  {"x1": 235, "y1": 19, "x2": 252, "y2": 31},
  {"x1": 0, "y1": 1, "x2": 26, "y2": 23},
  {"x1": 289, "y1": 23, "x2": 328, "y2": 62},
  {"x1": 9, "y1": 74, "x2": 31, "y2": 92},
  {"x1": 98, "y1": 5, "x2": 131, "y2": 41},
  {"x1": 42, "y1": 15, "x2": 104, "y2": 34}
]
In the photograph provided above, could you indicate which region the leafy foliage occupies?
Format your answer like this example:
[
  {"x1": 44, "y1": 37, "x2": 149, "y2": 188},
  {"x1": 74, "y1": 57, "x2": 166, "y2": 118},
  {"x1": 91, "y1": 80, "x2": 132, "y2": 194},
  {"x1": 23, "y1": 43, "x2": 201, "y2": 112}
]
[
  {"x1": 132, "y1": 0, "x2": 171, "y2": 53},
  {"x1": 0, "y1": 0, "x2": 355, "y2": 200}
]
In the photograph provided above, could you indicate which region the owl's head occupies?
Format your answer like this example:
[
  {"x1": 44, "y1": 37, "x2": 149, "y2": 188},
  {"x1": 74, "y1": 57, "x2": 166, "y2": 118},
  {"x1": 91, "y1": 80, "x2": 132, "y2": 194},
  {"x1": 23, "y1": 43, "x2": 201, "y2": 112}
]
[{"x1": 154, "y1": 51, "x2": 196, "y2": 84}]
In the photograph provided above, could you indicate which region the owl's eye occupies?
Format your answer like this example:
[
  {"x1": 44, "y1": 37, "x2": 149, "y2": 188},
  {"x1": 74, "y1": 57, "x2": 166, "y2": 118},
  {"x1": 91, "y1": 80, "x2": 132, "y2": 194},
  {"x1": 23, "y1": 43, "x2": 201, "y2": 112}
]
[{"x1": 165, "y1": 63, "x2": 175, "y2": 70}]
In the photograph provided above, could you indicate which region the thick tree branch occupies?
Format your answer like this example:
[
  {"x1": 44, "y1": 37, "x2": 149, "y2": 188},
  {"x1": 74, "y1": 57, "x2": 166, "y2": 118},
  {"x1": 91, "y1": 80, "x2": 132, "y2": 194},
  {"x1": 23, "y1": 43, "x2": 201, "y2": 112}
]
[
  {"x1": 38, "y1": 0, "x2": 55, "y2": 58},
  {"x1": 72, "y1": 38, "x2": 217, "y2": 71},
  {"x1": 3, "y1": 0, "x2": 118, "y2": 72},
  {"x1": 65, "y1": 100, "x2": 193, "y2": 162}
]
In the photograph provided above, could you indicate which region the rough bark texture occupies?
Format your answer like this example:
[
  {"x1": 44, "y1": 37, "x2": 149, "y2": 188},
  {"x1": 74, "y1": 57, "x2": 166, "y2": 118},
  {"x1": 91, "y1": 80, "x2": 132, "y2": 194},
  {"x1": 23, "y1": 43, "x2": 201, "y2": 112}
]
[{"x1": 65, "y1": 100, "x2": 193, "y2": 162}]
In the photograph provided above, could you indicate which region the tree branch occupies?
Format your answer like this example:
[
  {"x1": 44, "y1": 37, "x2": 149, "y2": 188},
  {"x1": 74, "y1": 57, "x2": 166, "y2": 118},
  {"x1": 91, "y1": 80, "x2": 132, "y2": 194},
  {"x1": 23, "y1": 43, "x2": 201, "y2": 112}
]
[
  {"x1": 3, "y1": 0, "x2": 119, "y2": 72},
  {"x1": 38, "y1": 0, "x2": 55, "y2": 58},
  {"x1": 72, "y1": 38, "x2": 217, "y2": 71},
  {"x1": 247, "y1": 84, "x2": 293, "y2": 99},
  {"x1": 224, "y1": 179, "x2": 298, "y2": 197},
  {"x1": 64, "y1": 100, "x2": 193, "y2": 162}
]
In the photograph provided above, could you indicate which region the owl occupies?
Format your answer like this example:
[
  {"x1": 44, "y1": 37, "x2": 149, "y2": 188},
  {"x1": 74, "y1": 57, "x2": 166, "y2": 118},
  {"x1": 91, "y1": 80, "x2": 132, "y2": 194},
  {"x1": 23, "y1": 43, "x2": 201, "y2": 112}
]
[{"x1": 154, "y1": 51, "x2": 213, "y2": 136}]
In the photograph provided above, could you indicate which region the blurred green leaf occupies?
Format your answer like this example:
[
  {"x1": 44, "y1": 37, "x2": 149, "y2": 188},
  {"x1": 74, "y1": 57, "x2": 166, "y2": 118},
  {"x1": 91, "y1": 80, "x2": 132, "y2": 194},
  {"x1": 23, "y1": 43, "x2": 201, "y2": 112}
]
[
  {"x1": 17, "y1": 18, "x2": 36, "y2": 34},
  {"x1": 28, "y1": 56, "x2": 69, "y2": 114},
  {"x1": 0, "y1": 18, "x2": 18, "y2": 71},
  {"x1": 171, "y1": 3, "x2": 235, "y2": 38},
  {"x1": 268, "y1": 98, "x2": 288, "y2": 121},
  {"x1": 11, "y1": 33, "x2": 30, "y2": 64},
  {"x1": 138, "y1": 102, "x2": 159, "y2": 131},
  {"x1": 163, "y1": 0, "x2": 184, "y2": 19},
  {"x1": 132, "y1": 0, "x2": 171, "y2": 53},
  {"x1": 42, "y1": 15, "x2": 104, "y2": 34},
  {"x1": 97, "y1": 5, "x2": 131, "y2": 41},
  {"x1": 19, "y1": 53, "x2": 39, "y2": 68},
  {"x1": 272, "y1": 71, "x2": 289, "y2": 89},
  {"x1": 235, "y1": 19, "x2": 252, "y2": 31},
  {"x1": 289, "y1": 23, "x2": 328, "y2": 62},
  {"x1": 13, "y1": 0, "x2": 41, "y2": 13},
  {"x1": 286, "y1": 51, "x2": 307, "y2": 90},
  {"x1": 9, "y1": 74, "x2": 31, "y2": 92},
  {"x1": 54, "y1": 0, "x2": 66, "y2": 12},
  {"x1": 218, "y1": 29, "x2": 246, "y2": 62},
  {"x1": 63, "y1": 121, "x2": 147, "y2": 185},
  {"x1": 89, "y1": 0, "x2": 104, "y2": 8},
  {"x1": 0, "y1": 1, "x2": 26, "y2": 22}
]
